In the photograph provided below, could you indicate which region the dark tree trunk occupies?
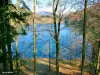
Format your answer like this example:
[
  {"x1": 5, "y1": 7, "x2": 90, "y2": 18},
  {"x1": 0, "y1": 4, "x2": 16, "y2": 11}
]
[
  {"x1": 56, "y1": 35, "x2": 60, "y2": 75},
  {"x1": 49, "y1": 38, "x2": 51, "y2": 72},
  {"x1": 7, "y1": 42, "x2": 13, "y2": 72},
  {"x1": 53, "y1": 13, "x2": 60, "y2": 75},
  {"x1": 6, "y1": 22, "x2": 13, "y2": 73},
  {"x1": 0, "y1": 0, "x2": 5, "y2": 5},
  {"x1": 53, "y1": 0, "x2": 60, "y2": 75},
  {"x1": 16, "y1": 36, "x2": 19, "y2": 73},
  {"x1": 91, "y1": 43, "x2": 98, "y2": 74},
  {"x1": 1, "y1": 42, "x2": 7, "y2": 71},
  {"x1": 5, "y1": 0, "x2": 14, "y2": 72},
  {"x1": 5, "y1": 0, "x2": 8, "y2": 4},
  {"x1": 0, "y1": 0, "x2": 7, "y2": 72},
  {"x1": 96, "y1": 41, "x2": 100, "y2": 75},
  {"x1": 81, "y1": 0, "x2": 88, "y2": 75},
  {"x1": 33, "y1": 0, "x2": 37, "y2": 75},
  {"x1": 0, "y1": 0, "x2": 13, "y2": 73}
]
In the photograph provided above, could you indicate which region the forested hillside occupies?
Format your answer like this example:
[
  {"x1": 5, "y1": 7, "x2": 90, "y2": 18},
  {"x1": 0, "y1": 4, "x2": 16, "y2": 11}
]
[
  {"x1": 66, "y1": 3, "x2": 100, "y2": 75},
  {"x1": 0, "y1": 0, "x2": 100, "y2": 75}
]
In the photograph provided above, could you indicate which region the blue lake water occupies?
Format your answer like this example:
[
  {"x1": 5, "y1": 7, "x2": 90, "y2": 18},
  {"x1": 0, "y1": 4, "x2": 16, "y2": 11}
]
[{"x1": 12, "y1": 23, "x2": 92, "y2": 59}]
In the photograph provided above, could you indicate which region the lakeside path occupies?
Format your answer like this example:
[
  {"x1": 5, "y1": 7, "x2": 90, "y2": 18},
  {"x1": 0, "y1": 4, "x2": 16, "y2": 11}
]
[{"x1": 20, "y1": 58, "x2": 91, "y2": 75}]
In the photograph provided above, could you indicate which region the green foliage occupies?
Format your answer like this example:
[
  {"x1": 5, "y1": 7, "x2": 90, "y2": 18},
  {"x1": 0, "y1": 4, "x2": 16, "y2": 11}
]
[
  {"x1": 0, "y1": 4, "x2": 30, "y2": 44},
  {"x1": 88, "y1": 27, "x2": 100, "y2": 40},
  {"x1": 0, "y1": 52, "x2": 3, "y2": 56}
]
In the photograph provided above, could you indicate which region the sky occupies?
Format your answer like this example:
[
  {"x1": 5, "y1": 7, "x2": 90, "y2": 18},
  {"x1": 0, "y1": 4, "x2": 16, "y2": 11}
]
[
  {"x1": 11, "y1": 0, "x2": 85, "y2": 14},
  {"x1": 12, "y1": 0, "x2": 16, "y2": 4},
  {"x1": 12, "y1": 0, "x2": 53, "y2": 12}
]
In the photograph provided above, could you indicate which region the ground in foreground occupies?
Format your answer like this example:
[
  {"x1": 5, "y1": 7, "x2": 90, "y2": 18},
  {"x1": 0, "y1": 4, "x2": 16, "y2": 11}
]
[{"x1": 18, "y1": 58, "x2": 91, "y2": 75}]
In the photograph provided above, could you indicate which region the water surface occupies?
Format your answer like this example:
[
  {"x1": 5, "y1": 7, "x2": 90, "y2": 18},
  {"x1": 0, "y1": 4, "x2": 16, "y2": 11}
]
[{"x1": 12, "y1": 24, "x2": 91, "y2": 59}]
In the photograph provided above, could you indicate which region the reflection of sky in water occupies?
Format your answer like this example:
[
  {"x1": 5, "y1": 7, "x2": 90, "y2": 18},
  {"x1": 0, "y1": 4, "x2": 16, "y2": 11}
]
[{"x1": 12, "y1": 24, "x2": 92, "y2": 59}]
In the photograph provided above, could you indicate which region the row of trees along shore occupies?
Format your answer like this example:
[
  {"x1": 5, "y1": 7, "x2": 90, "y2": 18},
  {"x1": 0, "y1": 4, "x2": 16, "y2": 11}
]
[{"x1": 0, "y1": 0, "x2": 100, "y2": 75}]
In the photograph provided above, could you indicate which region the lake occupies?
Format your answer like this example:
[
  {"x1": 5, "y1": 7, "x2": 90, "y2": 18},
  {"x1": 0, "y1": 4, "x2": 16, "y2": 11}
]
[{"x1": 12, "y1": 23, "x2": 92, "y2": 59}]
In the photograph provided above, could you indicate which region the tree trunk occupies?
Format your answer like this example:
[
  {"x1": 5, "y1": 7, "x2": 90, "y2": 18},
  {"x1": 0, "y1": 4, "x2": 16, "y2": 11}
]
[
  {"x1": 49, "y1": 38, "x2": 51, "y2": 72},
  {"x1": 16, "y1": 36, "x2": 19, "y2": 73},
  {"x1": 97, "y1": 41, "x2": 100, "y2": 75},
  {"x1": 0, "y1": 0, "x2": 5, "y2": 5},
  {"x1": 7, "y1": 42, "x2": 13, "y2": 72},
  {"x1": 6, "y1": 22, "x2": 13, "y2": 73},
  {"x1": 53, "y1": 0, "x2": 60, "y2": 75},
  {"x1": 0, "y1": 0, "x2": 7, "y2": 71},
  {"x1": 6, "y1": 14, "x2": 14, "y2": 75},
  {"x1": 5, "y1": 0, "x2": 9, "y2": 5},
  {"x1": 15, "y1": 0, "x2": 20, "y2": 74},
  {"x1": 2, "y1": 42, "x2": 7, "y2": 71},
  {"x1": 81, "y1": 0, "x2": 88, "y2": 75},
  {"x1": 33, "y1": 0, "x2": 37, "y2": 75},
  {"x1": 91, "y1": 43, "x2": 97, "y2": 74},
  {"x1": 56, "y1": 35, "x2": 60, "y2": 75},
  {"x1": 4, "y1": 0, "x2": 13, "y2": 72}
]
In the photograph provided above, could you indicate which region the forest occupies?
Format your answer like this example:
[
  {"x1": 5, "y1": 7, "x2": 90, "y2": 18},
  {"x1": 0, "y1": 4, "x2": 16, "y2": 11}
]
[{"x1": 0, "y1": 0, "x2": 100, "y2": 75}]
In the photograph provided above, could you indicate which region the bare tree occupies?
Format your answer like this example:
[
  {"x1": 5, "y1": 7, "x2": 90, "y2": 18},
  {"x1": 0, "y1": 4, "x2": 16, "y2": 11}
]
[
  {"x1": 33, "y1": 0, "x2": 37, "y2": 75},
  {"x1": 81, "y1": 0, "x2": 88, "y2": 75},
  {"x1": 53, "y1": 0, "x2": 60, "y2": 75}
]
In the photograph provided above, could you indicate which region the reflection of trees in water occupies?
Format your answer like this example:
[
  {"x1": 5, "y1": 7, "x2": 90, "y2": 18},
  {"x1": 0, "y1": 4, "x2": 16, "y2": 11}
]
[
  {"x1": 60, "y1": 34, "x2": 82, "y2": 60},
  {"x1": 14, "y1": 24, "x2": 92, "y2": 59}
]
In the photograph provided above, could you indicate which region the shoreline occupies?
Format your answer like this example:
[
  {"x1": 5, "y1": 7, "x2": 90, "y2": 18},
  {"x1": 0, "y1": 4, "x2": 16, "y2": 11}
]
[{"x1": 27, "y1": 21, "x2": 64, "y2": 25}]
